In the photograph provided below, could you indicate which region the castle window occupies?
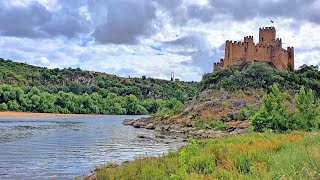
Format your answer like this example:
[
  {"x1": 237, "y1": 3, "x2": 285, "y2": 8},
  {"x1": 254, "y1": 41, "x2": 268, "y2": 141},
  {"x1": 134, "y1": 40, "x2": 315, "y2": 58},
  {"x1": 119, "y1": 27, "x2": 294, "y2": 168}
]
[{"x1": 262, "y1": 38, "x2": 264, "y2": 42}]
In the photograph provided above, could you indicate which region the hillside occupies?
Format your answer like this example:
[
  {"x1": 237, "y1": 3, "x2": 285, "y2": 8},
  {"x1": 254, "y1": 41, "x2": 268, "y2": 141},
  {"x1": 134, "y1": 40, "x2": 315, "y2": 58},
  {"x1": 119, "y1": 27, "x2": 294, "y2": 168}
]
[
  {"x1": 0, "y1": 58, "x2": 198, "y2": 115},
  {"x1": 127, "y1": 62, "x2": 320, "y2": 138},
  {"x1": 99, "y1": 62, "x2": 320, "y2": 179},
  {"x1": 0, "y1": 58, "x2": 198, "y2": 100}
]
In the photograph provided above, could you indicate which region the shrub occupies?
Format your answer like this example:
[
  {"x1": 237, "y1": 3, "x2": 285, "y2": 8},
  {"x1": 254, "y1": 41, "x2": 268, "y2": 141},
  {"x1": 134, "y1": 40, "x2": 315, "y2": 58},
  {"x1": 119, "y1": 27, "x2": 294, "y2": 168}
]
[
  {"x1": 252, "y1": 84, "x2": 320, "y2": 132},
  {"x1": 251, "y1": 84, "x2": 290, "y2": 132},
  {"x1": 292, "y1": 87, "x2": 320, "y2": 130}
]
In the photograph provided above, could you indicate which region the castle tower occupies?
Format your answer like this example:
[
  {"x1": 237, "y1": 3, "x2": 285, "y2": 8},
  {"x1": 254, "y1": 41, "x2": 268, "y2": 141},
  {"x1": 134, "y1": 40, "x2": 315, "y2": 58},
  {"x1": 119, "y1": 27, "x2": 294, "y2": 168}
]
[
  {"x1": 213, "y1": 27, "x2": 294, "y2": 72},
  {"x1": 287, "y1": 47, "x2": 294, "y2": 71},
  {"x1": 244, "y1": 36, "x2": 255, "y2": 62},
  {"x1": 259, "y1": 27, "x2": 276, "y2": 46}
]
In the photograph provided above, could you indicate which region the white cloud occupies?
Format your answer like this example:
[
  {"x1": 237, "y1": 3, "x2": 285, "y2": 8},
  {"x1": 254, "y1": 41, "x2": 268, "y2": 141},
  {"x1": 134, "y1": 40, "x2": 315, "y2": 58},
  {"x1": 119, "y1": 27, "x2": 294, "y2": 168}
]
[{"x1": 0, "y1": 0, "x2": 319, "y2": 81}]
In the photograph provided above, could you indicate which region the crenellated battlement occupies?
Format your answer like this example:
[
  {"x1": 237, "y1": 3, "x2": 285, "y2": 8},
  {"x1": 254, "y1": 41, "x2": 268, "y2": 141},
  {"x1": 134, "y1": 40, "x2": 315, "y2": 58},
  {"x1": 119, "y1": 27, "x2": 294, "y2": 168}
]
[
  {"x1": 214, "y1": 27, "x2": 294, "y2": 71},
  {"x1": 259, "y1": 26, "x2": 276, "y2": 31},
  {"x1": 214, "y1": 59, "x2": 225, "y2": 70}
]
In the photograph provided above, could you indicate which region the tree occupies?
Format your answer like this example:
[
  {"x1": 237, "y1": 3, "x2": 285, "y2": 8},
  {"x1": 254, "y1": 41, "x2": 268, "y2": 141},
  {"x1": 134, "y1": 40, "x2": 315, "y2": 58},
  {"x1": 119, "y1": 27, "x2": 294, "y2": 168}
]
[
  {"x1": 0, "y1": 103, "x2": 8, "y2": 111},
  {"x1": 8, "y1": 100, "x2": 20, "y2": 111},
  {"x1": 251, "y1": 84, "x2": 290, "y2": 132},
  {"x1": 293, "y1": 87, "x2": 320, "y2": 130}
]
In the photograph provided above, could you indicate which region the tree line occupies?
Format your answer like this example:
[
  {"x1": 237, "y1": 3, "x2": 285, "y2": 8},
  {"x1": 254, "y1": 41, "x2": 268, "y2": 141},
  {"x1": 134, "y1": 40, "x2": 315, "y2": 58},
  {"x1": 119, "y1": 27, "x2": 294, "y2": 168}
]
[{"x1": 0, "y1": 84, "x2": 183, "y2": 115}]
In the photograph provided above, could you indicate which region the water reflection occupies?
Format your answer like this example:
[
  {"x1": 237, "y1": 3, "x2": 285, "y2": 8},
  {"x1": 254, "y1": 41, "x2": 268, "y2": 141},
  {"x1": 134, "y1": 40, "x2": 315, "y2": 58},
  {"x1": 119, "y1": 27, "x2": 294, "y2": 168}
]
[{"x1": 0, "y1": 116, "x2": 185, "y2": 179}]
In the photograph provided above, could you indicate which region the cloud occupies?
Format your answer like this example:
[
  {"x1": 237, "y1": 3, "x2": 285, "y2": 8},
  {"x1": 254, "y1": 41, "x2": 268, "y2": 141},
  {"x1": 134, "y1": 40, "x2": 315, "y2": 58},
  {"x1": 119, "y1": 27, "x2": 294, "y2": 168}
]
[
  {"x1": 162, "y1": 34, "x2": 216, "y2": 73},
  {"x1": 0, "y1": 0, "x2": 319, "y2": 81},
  {"x1": 90, "y1": 0, "x2": 156, "y2": 44},
  {"x1": 0, "y1": 0, "x2": 89, "y2": 38},
  {"x1": 201, "y1": 0, "x2": 319, "y2": 24}
]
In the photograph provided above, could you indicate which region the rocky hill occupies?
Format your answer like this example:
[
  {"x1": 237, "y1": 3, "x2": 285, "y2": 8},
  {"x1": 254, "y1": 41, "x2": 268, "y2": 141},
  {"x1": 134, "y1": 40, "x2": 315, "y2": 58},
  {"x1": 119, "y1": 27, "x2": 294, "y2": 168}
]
[{"x1": 125, "y1": 62, "x2": 320, "y2": 138}]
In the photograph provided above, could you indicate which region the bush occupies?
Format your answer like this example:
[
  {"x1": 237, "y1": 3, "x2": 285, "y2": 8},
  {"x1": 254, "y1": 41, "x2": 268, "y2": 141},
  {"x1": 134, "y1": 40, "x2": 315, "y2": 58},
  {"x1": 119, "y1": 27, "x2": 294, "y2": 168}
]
[
  {"x1": 292, "y1": 87, "x2": 320, "y2": 130},
  {"x1": 251, "y1": 84, "x2": 320, "y2": 132},
  {"x1": 0, "y1": 103, "x2": 8, "y2": 110}
]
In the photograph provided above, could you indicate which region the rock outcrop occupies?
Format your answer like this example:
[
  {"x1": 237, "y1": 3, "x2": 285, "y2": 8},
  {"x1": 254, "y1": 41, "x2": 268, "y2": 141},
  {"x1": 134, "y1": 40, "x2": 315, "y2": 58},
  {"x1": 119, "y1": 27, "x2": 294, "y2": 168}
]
[{"x1": 123, "y1": 89, "x2": 262, "y2": 139}]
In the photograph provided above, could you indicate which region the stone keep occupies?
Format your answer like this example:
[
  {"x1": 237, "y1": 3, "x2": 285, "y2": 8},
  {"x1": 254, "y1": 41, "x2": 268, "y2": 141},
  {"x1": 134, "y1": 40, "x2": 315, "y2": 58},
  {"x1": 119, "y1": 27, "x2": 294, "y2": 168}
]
[{"x1": 214, "y1": 27, "x2": 294, "y2": 71}]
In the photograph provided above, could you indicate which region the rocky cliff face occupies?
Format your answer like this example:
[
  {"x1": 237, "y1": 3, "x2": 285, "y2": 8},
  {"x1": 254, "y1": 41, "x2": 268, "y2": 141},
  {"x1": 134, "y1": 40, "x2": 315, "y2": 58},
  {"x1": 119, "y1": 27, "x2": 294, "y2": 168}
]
[{"x1": 124, "y1": 89, "x2": 263, "y2": 139}]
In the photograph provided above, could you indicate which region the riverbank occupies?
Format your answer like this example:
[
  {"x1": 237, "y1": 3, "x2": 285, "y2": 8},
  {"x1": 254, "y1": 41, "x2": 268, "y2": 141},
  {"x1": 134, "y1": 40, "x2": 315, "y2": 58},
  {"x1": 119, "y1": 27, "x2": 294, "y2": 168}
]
[
  {"x1": 91, "y1": 131, "x2": 320, "y2": 179},
  {"x1": 0, "y1": 111, "x2": 109, "y2": 117}
]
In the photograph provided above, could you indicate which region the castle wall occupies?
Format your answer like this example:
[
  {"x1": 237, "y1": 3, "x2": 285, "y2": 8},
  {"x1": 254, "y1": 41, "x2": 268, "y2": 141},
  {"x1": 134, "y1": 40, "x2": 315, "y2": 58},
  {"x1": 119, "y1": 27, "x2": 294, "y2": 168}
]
[
  {"x1": 231, "y1": 41, "x2": 246, "y2": 65},
  {"x1": 272, "y1": 49, "x2": 289, "y2": 70},
  {"x1": 214, "y1": 27, "x2": 294, "y2": 72},
  {"x1": 214, "y1": 27, "x2": 294, "y2": 70},
  {"x1": 254, "y1": 44, "x2": 271, "y2": 62},
  {"x1": 244, "y1": 36, "x2": 255, "y2": 62}
]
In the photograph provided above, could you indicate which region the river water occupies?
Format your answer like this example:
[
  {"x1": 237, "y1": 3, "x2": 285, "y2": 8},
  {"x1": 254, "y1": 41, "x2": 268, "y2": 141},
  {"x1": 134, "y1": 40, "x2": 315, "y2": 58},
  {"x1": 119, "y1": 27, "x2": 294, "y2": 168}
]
[{"x1": 0, "y1": 115, "x2": 185, "y2": 179}]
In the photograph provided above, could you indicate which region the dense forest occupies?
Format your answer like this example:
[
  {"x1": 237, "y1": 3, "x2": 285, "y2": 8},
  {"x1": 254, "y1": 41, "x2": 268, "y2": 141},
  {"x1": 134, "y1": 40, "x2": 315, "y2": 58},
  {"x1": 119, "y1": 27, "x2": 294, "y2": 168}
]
[{"x1": 0, "y1": 58, "x2": 198, "y2": 115}]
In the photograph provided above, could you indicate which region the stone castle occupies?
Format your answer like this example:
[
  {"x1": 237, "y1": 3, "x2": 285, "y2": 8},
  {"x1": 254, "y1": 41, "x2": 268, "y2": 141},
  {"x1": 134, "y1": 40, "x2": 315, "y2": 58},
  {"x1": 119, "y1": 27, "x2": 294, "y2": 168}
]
[{"x1": 214, "y1": 27, "x2": 294, "y2": 71}]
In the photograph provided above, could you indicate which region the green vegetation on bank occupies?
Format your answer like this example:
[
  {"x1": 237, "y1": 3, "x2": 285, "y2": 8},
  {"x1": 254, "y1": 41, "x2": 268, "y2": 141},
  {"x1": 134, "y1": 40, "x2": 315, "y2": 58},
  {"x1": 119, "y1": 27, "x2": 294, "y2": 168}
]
[
  {"x1": 0, "y1": 58, "x2": 198, "y2": 115},
  {"x1": 94, "y1": 62, "x2": 320, "y2": 179},
  {"x1": 0, "y1": 84, "x2": 186, "y2": 115},
  {"x1": 96, "y1": 132, "x2": 320, "y2": 180},
  {"x1": 252, "y1": 84, "x2": 320, "y2": 132},
  {"x1": 201, "y1": 62, "x2": 320, "y2": 96}
]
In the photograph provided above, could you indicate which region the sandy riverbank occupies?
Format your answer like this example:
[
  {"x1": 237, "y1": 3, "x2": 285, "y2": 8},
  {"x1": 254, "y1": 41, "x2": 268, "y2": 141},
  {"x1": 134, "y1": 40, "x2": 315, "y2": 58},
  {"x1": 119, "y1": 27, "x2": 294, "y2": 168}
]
[{"x1": 0, "y1": 111, "x2": 108, "y2": 117}]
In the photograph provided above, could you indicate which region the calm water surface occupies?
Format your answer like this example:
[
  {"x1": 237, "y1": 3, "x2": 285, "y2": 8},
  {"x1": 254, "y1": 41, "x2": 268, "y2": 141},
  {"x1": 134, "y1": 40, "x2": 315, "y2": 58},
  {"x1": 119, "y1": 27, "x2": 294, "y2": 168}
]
[{"x1": 0, "y1": 115, "x2": 185, "y2": 179}]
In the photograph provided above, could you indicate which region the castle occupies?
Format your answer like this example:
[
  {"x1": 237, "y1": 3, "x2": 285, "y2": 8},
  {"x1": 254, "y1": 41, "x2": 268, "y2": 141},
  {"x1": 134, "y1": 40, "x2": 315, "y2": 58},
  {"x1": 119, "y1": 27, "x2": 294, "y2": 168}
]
[{"x1": 214, "y1": 27, "x2": 294, "y2": 71}]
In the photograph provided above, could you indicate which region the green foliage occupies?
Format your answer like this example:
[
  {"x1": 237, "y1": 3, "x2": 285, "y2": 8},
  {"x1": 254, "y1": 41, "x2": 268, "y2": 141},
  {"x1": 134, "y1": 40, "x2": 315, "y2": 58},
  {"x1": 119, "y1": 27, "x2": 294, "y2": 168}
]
[
  {"x1": 171, "y1": 139, "x2": 199, "y2": 179},
  {"x1": 207, "y1": 121, "x2": 227, "y2": 131},
  {"x1": 201, "y1": 62, "x2": 320, "y2": 96},
  {"x1": 0, "y1": 58, "x2": 198, "y2": 102},
  {"x1": 252, "y1": 84, "x2": 320, "y2": 132},
  {"x1": 194, "y1": 120, "x2": 204, "y2": 127},
  {"x1": 0, "y1": 58, "x2": 199, "y2": 115},
  {"x1": 157, "y1": 98, "x2": 184, "y2": 117},
  {"x1": 96, "y1": 132, "x2": 320, "y2": 180},
  {"x1": 293, "y1": 87, "x2": 320, "y2": 130},
  {"x1": 0, "y1": 84, "x2": 183, "y2": 115},
  {"x1": 0, "y1": 103, "x2": 8, "y2": 110},
  {"x1": 251, "y1": 84, "x2": 290, "y2": 132}
]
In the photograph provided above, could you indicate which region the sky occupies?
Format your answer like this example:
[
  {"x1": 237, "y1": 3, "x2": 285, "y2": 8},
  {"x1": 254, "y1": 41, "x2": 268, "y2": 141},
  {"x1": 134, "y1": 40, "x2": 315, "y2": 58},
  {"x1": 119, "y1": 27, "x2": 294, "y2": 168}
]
[{"x1": 0, "y1": 0, "x2": 319, "y2": 81}]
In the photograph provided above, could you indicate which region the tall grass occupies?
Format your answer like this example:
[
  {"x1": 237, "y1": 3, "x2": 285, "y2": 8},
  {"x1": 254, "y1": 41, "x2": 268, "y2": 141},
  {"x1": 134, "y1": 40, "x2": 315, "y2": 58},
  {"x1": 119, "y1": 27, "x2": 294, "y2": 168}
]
[{"x1": 95, "y1": 132, "x2": 320, "y2": 180}]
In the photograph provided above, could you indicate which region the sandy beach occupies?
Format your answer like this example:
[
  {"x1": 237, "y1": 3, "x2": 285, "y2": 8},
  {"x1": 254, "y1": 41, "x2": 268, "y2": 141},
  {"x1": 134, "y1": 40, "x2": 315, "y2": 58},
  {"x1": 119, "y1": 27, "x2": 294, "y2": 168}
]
[{"x1": 0, "y1": 111, "x2": 108, "y2": 117}]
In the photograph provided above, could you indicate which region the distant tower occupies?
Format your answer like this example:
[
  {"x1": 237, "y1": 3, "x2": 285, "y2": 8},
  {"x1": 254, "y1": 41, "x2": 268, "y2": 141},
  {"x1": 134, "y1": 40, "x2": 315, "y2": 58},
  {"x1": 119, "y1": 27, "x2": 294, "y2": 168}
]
[
  {"x1": 259, "y1": 27, "x2": 276, "y2": 46},
  {"x1": 171, "y1": 72, "x2": 174, "y2": 81}
]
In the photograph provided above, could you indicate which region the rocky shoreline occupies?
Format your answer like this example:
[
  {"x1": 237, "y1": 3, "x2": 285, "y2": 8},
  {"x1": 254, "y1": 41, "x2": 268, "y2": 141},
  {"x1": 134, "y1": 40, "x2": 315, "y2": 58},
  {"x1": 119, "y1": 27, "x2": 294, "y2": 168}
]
[{"x1": 123, "y1": 115, "x2": 249, "y2": 140}]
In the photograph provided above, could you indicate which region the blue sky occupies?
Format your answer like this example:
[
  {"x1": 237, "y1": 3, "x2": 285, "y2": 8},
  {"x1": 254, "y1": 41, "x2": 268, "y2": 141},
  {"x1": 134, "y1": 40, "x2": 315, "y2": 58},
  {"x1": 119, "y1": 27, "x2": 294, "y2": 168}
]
[{"x1": 0, "y1": 0, "x2": 319, "y2": 81}]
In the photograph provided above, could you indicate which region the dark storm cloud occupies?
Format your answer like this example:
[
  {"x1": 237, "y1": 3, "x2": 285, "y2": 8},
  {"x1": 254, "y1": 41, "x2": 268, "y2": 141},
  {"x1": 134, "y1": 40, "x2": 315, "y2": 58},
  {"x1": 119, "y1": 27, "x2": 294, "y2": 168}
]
[
  {"x1": 0, "y1": 1, "x2": 89, "y2": 38},
  {"x1": 40, "y1": 0, "x2": 90, "y2": 38},
  {"x1": 1, "y1": 0, "x2": 319, "y2": 44},
  {"x1": 90, "y1": 0, "x2": 156, "y2": 44},
  {"x1": 0, "y1": 1, "x2": 51, "y2": 38}
]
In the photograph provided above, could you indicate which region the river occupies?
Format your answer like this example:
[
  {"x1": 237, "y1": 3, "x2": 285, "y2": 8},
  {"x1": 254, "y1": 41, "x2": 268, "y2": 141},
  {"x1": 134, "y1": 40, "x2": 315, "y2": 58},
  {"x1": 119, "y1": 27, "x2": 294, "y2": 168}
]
[{"x1": 0, "y1": 115, "x2": 185, "y2": 179}]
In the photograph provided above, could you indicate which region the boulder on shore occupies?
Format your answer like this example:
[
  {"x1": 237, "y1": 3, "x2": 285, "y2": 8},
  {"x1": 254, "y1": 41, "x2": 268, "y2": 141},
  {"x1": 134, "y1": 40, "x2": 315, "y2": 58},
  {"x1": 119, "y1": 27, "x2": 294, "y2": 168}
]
[
  {"x1": 146, "y1": 123, "x2": 155, "y2": 129},
  {"x1": 137, "y1": 134, "x2": 146, "y2": 138},
  {"x1": 122, "y1": 119, "x2": 135, "y2": 125},
  {"x1": 133, "y1": 121, "x2": 146, "y2": 128}
]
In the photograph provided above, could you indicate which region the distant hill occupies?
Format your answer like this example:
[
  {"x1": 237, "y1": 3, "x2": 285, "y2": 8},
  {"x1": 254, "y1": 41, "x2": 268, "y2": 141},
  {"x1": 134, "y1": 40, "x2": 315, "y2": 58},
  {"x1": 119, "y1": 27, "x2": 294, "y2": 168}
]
[
  {"x1": 0, "y1": 58, "x2": 198, "y2": 101},
  {"x1": 0, "y1": 58, "x2": 198, "y2": 115}
]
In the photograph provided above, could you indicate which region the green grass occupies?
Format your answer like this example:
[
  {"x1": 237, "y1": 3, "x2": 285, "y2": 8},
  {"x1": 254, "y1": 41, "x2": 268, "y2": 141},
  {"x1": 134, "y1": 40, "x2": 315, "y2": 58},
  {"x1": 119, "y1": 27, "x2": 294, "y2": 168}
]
[{"x1": 95, "y1": 132, "x2": 320, "y2": 180}]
